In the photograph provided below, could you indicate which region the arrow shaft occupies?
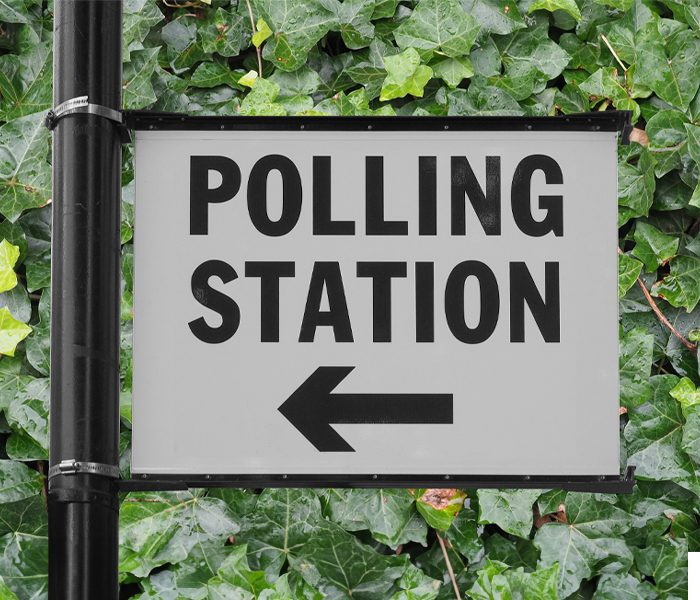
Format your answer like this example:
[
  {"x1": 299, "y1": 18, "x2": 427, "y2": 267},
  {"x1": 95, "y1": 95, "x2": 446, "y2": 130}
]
[{"x1": 328, "y1": 394, "x2": 453, "y2": 424}]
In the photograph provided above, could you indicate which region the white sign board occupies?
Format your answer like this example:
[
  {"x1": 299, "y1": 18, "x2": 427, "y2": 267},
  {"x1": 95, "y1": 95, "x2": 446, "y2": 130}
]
[{"x1": 132, "y1": 118, "x2": 621, "y2": 481}]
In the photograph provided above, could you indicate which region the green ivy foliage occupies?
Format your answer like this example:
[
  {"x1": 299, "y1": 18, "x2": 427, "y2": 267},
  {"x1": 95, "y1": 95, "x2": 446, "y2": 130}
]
[{"x1": 0, "y1": 0, "x2": 699, "y2": 598}]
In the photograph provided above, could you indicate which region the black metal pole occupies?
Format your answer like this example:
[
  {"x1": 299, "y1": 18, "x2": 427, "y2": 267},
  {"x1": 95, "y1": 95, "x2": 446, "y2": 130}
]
[{"x1": 49, "y1": 1, "x2": 122, "y2": 599}]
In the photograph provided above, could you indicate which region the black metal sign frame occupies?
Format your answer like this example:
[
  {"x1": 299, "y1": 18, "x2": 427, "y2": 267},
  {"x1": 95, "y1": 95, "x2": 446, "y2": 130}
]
[{"x1": 122, "y1": 110, "x2": 634, "y2": 494}]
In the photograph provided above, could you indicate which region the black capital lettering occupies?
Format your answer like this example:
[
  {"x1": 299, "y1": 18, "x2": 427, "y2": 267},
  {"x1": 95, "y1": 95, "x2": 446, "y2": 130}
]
[
  {"x1": 188, "y1": 260, "x2": 240, "y2": 343},
  {"x1": 245, "y1": 261, "x2": 295, "y2": 342},
  {"x1": 445, "y1": 261, "x2": 499, "y2": 344},
  {"x1": 511, "y1": 155, "x2": 564, "y2": 237},
  {"x1": 248, "y1": 154, "x2": 302, "y2": 236},
  {"x1": 190, "y1": 156, "x2": 241, "y2": 235},
  {"x1": 451, "y1": 156, "x2": 501, "y2": 235},
  {"x1": 299, "y1": 262, "x2": 353, "y2": 342},
  {"x1": 366, "y1": 156, "x2": 408, "y2": 235},
  {"x1": 357, "y1": 262, "x2": 407, "y2": 342},
  {"x1": 510, "y1": 262, "x2": 560, "y2": 342}
]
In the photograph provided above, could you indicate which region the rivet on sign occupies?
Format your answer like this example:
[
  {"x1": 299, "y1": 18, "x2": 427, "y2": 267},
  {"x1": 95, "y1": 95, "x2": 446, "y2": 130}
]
[
  {"x1": 205, "y1": 474, "x2": 211, "y2": 480},
  {"x1": 148, "y1": 124, "x2": 154, "y2": 130},
  {"x1": 220, "y1": 125, "x2": 225, "y2": 130},
  {"x1": 141, "y1": 473, "x2": 148, "y2": 479},
  {"x1": 595, "y1": 125, "x2": 601, "y2": 131},
  {"x1": 444, "y1": 125, "x2": 449, "y2": 130},
  {"x1": 524, "y1": 475, "x2": 531, "y2": 480},
  {"x1": 300, "y1": 125, "x2": 305, "y2": 130},
  {"x1": 282, "y1": 474, "x2": 288, "y2": 479},
  {"x1": 527, "y1": 125, "x2": 533, "y2": 130},
  {"x1": 444, "y1": 474, "x2": 450, "y2": 480},
  {"x1": 372, "y1": 474, "x2": 378, "y2": 479},
  {"x1": 367, "y1": 124, "x2": 373, "y2": 130}
]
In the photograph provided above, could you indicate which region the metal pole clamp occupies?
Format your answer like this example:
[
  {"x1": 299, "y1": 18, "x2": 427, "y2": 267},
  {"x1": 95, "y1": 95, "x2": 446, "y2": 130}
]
[
  {"x1": 45, "y1": 95, "x2": 123, "y2": 130},
  {"x1": 48, "y1": 459, "x2": 120, "y2": 480}
]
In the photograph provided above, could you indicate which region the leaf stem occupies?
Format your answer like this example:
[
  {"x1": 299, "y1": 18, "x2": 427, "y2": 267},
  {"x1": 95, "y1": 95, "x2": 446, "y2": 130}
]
[
  {"x1": 244, "y1": 0, "x2": 263, "y2": 78},
  {"x1": 437, "y1": 533, "x2": 461, "y2": 600}
]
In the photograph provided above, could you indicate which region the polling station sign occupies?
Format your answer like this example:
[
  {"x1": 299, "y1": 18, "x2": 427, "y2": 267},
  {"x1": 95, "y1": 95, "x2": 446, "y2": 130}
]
[{"x1": 130, "y1": 113, "x2": 630, "y2": 486}]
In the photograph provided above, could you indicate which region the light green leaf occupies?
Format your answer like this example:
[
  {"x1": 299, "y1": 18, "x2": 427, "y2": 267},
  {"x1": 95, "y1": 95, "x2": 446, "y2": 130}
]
[
  {"x1": 0, "y1": 307, "x2": 30, "y2": 357},
  {"x1": 670, "y1": 377, "x2": 700, "y2": 416},
  {"x1": 0, "y1": 240, "x2": 19, "y2": 294},
  {"x1": 394, "y1": 0, "x2": 480, "y2": 58},
  {"x1": 240, "y1": 78, "x2": 287, "y2": 116},
  {"x1": 430, "y1": 56, "x2": 473, "y2": 89},
  {"x1": 253, "y1": 18, "x2": 273, "y2": 48},
  {"x1": 380, "y1": 48, "x2": 432, "y2": 101}
]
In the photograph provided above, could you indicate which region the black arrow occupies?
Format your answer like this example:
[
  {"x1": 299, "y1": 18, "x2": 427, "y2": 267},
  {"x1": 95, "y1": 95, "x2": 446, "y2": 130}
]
[{"x1": 278, "y1": 366, "x2": 453, "y2": 452}]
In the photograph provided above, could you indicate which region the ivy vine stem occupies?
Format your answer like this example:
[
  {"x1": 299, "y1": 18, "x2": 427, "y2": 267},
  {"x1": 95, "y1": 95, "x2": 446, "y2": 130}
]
[
  {"x1": 436, "y1": 533, "x2": 461, "y2": 600},
  {"x1": 620, "y1": 249, "x2": 698, "y2": 351},
  {"x1": 244, "y1": 0, "x2": 263, "y2": 77}
]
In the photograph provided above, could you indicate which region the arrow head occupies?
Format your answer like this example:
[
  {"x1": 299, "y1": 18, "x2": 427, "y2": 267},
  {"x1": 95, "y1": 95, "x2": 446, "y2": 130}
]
[{"x1": 278, "y1": 366, "x2": 357, "y2": 452}]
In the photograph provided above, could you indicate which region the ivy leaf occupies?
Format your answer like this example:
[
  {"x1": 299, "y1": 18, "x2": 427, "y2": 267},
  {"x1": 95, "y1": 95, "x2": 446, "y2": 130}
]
[
  {"x1": 379, "y1": 48, "x2": 432, "y2": 101},
  {"x1": 593, "y1": 573, "x2": 659, "y2": 599},
  {"x1": 652, "y1": 255, "x2": 700, "y2": 312},
  {"x1": 189, "y1": 62, "x2": 243, "y2": 90},
  {"x1": 625, "y1": 375, "x2": 700, "y2": 495},
  {"x1": 468, "y1": 560, "x2": 558, "y2": 600},
  {"x1": 529, "y1": 0, "x2": 582, "y2": 21},
  {"x1": 393, "y1": 0, "x2": 480, "y2": 58},
  {"x1": 477, "y1": 489, "x2": 540, "y2": 539},
  {"x1": 619, "y1": 253, "x2": 643, "y2": 298},
  {"x1": 620, "y1": 328, "x2": 654, "y2": 408},
  {"x1": 634, "y1": 538, "x2": 688, "y2": 597},
  {"x1": 618, "y1": 147, "x2": 656, "y2": 226},
  {"x1": 670, "y1": 376, "x2": 700, "y2": 416},
  {"x1": 5, "y1": 377, "x2": 47, "y2": 454},
  {"x1": 0, "y1": 496, "x2": 47, "y2": 599},
  {"x1": 122, "y1": 47, "x2": 160, "y2": 110},
  {"x1": 635, "y1": 20, "x2": 700, "y2": 111},
  {"x1": 0, "y1": 460, "x2": 41, "y2": 504},
  {"x1": 0, "y1": 307, "x2": 30, "y2": 357},
  {"x1": 239, "y1": 489, "x2": 324, "y2": 578},
  {"x1": 251, "y1": 0, "x2": 340, "y2": 72},
  {"x1": 0, "y1": 0, "x2": 31, "y2": 24},
  {"x1": 632, "y1": 222, "x2": 680, "y2": 272},
  {"x1": 253, "y1": 18, "x2": 273, "y2": 48},
  {"x1": 123, "y1": 0, "x2": 163, "y2": 61},
  {"x1": 119, "y1": 491, "x2": 240, "y2": 578},
  {"x1": 460, "y1": 0, "x2": 525, "y2": 36},
  {"x1": 0, "y1": 239, "x2": 19, "y2": 294},
  {"x1": 415, "y1": 489, "x2": 465, "y2": 532},
  {"x1": 446, "y1": 507, "x2": 483, "y2": 563},
  {"x1": 239, "y1": 78, "x2": 287, "y2": 116},
  {"x1": 161, "y1": 17, "x2": 206, "y2": 74},
  {"x1": 199, "y1": 8, "x2": 247, "y2": 57},
  {"x1": 0, "y1": 41, "x2": 51, "y2": 121},
  {"x1": 430, "y1": 56, "x2": 474, "y2": 89},
  {"x1": 535, "y1": 493, "x2": 633, "y2": 598},
  {"x1": 495, "y1": 24, "x2": 571, "y2": 80},
  {"x1": 321, "y1": 489, "x2": 427, "y2": 549},
  {"x1": 336, "y1": 0, "x2": 376, "y2": 50},
  {"x1": 0, "y1": 111, "x2": 50, "y2": 222},
  {"x1": 288, "y1": 518, "x2": 407, "y2": 599}
]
